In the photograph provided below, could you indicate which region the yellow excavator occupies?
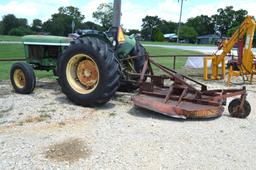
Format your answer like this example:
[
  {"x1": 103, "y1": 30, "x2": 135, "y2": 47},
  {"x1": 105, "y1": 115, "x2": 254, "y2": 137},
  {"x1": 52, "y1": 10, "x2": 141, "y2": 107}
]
[{"x1": 203, "y1": 16, "x2": 256, "y2": 85}]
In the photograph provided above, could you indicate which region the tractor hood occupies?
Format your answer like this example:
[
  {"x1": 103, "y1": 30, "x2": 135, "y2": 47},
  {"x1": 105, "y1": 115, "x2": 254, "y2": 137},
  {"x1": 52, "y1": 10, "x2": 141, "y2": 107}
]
[{"x1": 22, "y1": 35, "x2": 72, "y2": 46}]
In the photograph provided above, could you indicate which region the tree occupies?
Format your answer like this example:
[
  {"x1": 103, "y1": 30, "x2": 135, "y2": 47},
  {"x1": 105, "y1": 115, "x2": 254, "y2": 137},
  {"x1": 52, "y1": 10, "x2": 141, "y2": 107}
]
[
  {"x1": 31, "y1": 19, "x2": 42, "y2": 32},
  {"x1": 59, "y1": 6, "x2": 85, "y2": 22},
  {"x1": 9, "y1": 26, "x2": 34, "y2": 36},
  {"x1": 1, "y1": 14, "x2": 31, "y2": 35},
  {"x1": 212, "y1": 6, "x2": 247, "y2": 36},
  {"x1": 178, "y1": 25, "x2": 198, "y2": 43},
  {"x1": 93, "y1": 3, "x2": 113, "y2": 30},
  {"x1": 58, "y1": 6, "x2": 85, "y2": 28},
  {"x1": 154, "y1": 30, "x2": 164, "y2": 41},
  {"x1": 18, "y1": 18, "x2": 28, "y2": 28},
  {"x1": 158, "y1": 20, "x2": 177, "y2": 34},
  {"x1": 42, "y1": 6, "x2": 84, "y2": 36},
  {"x1": 1, "y1": 14, "x2": 19, "y2": 35},
  {"x1": 141, "y1": 15, "x2": 162, "y2": 40},
  {"x1": 0, "y1": 21, "x2": 3, "y2": 34},
  {"x1": 42, "y1": 14, "x2": 73, "y2": 36},
  {"x1": 79, "y1": 21, "x2": 102, "y2": 31},
  {"x1": 127, "y1": 29, "x2": 140, "y2": 35},
  {"x1": 186, "y1": 15, "x2": 214, "y2": 36},
  {"x1": 227, "y1": 26, "x2": 239, "y2": 37}
]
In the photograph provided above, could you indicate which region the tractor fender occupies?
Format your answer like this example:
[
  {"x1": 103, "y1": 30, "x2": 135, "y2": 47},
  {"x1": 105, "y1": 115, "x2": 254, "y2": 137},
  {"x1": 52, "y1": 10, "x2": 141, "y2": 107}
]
[
  {"x1": 79, "y1": 32, "x2": 113, "y2": 46},
  {"x1": 116, "y1": 35, "x2": 136, "y2": 58}
]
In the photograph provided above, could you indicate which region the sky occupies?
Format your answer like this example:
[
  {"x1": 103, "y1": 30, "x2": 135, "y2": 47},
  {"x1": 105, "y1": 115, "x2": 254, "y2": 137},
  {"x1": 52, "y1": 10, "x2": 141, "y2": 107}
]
[{"x1": 0, "y1": 0, "x2": 256, "y2": 30}]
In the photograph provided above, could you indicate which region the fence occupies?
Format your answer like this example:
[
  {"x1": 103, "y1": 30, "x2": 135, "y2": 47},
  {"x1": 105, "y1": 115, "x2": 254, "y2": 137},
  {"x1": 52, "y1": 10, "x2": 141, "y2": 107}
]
[
  {"x1": 0, "y1": 42, "x2": 234, "y2": 79},
  {"x1": 0, "y1": 42, "x2": 24, "y2": 61}
]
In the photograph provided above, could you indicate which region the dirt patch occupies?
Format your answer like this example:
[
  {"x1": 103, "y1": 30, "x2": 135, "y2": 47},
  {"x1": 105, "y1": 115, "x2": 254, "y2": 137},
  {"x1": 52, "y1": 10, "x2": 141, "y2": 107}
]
[
  {"x1": 16, "y1": 114, "x2": 51, "y2": 126},
  {"x1": 45, "y1": 138, "x2": 90, "y2": 163}
]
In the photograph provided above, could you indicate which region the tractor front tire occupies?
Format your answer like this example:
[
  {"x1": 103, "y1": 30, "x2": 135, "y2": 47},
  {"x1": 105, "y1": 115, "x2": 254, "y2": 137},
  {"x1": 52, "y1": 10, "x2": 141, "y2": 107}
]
[
  {"x1": 10, "y1": 62, "x2": 36, "y2": 94},
  {"x1": 58, "y1": 37, "x2": 120, "y2": 106}
]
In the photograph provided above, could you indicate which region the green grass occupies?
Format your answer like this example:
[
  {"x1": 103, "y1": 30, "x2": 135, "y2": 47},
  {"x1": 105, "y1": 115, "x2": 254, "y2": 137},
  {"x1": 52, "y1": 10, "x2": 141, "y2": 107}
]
[
  {"x1": 0, "y1": 35, "x2": 22, "y2": 41},
  {"x1": 145, "y1": 46, "x2": 203, "y2": 69},
  {"x1": 145, "y1": 46, "x2": 203, "y2": 56},
  {"x1": 0, "y1": 44, "x2": 24, "y2": 58},
  {"x1": 0, "y1": 44, "x2": 203, "y2": 80},
  {"x1": 0, "y1": 62, "x2": 53, "y2": 80},
  {"x1": 142, "y1": 41, "x2": 215, "y2": 47}
]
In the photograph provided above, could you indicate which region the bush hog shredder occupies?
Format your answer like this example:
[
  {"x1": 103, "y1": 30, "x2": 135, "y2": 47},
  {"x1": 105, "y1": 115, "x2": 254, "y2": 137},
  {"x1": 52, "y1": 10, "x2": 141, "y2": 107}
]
[{"x1": 132, "y1": 56, "x2": 251, "y2": 119}]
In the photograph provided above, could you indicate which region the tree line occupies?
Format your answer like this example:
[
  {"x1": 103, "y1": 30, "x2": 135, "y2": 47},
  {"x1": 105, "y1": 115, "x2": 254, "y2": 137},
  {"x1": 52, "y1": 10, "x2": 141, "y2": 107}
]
[
  {"x1": 0, "y1": 5, "x2": 110, "y2": 36},
  {"x1": 141, "y1": 6, "x2": 249, "y2": 42},
  {"x1": 0, "y1": 4, "x2": 252, "y2": 43}
]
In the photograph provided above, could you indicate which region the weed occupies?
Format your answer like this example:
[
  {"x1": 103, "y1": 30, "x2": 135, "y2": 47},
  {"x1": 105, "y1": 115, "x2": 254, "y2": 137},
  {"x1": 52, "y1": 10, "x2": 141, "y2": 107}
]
[{"x1": 109, "y1": 112, "x2": 117, "y2": 117}]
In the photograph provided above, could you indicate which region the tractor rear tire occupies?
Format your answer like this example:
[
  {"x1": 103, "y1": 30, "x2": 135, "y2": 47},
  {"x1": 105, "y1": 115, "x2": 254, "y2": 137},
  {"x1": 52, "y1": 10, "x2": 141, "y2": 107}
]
[
  {"x1": 58, "y1": 37, "x2": 120, "y2": 106},
  {"x1": 133, "y1": 42, "x2": 147, "y2": 73},
  {"x1": 119, "y1": 42, "x2": 146, "y2": 92},
  {"x1": 10, "y1": 62, "x2": 36, "y2": 94}
]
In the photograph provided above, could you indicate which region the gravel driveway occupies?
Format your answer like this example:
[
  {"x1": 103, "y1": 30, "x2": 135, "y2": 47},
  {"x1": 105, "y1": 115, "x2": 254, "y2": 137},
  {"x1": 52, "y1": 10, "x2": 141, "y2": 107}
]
[{"x1": 0, "y1": 79, "x2": 256, "y2": 170}]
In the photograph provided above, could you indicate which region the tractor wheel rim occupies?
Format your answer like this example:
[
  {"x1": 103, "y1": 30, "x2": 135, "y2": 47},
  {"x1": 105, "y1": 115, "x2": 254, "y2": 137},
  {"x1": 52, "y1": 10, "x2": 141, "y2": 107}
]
[
  {"x1": 13, "y1": 69, "x2": 26, "y2": 88},
  {"x1": 66, "y1": 54, "x2": 99, "y2": 94}
]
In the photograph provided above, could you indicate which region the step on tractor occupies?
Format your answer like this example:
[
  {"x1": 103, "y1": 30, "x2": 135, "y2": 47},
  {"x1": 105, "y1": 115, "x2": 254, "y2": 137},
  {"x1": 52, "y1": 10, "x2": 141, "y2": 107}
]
[{"x1": 10, "y1": 0, "x2": 146, "y2": 106}]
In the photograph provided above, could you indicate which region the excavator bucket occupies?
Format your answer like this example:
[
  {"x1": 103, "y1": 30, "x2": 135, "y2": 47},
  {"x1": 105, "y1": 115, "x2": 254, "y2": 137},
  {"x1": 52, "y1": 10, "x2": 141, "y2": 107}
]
[{"x1": 131, "y1": 56, "x2": 250, "y2": 119}]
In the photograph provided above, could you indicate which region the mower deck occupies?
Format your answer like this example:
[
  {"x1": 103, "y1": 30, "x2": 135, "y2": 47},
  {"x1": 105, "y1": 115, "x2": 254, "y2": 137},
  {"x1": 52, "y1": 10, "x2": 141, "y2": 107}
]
[
  {"x1": 133, "y1": 93, "x2": 224, "y2": 119},
  {"x1": 130, "y1": 56, "x2": 251, "y2": 119}
]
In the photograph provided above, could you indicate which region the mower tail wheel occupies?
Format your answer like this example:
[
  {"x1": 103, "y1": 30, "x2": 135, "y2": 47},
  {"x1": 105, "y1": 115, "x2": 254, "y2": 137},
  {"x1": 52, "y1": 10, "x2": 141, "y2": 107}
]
[
  {"x1": 10, "y1": 62, "x2": 36, "y2": 94},
  {"x1": 228, "y1": 98, "x2": 251, "y2": 118}
]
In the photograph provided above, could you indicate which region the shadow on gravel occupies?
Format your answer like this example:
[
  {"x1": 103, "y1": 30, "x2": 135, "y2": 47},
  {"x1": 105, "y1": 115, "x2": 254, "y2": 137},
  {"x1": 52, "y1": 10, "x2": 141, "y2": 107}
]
[
  {"x1": 55, "y1": 96, "x2": 73, "y2": 105},
  {"x1": 36, "y1": 80, "x2": 60, "y2": 91},
  {"x1": 54, "y1": 96, "x2": 116, "y2": 110},
  {"x1": 128, "y1": 107, "x2": 185, "y2": 122},
  {"x1": 94, "y1": 102, "x2": 116, "y2": 110},
  {"x1": 129, "y1": 106, "x2": 221, "y2": 122}
]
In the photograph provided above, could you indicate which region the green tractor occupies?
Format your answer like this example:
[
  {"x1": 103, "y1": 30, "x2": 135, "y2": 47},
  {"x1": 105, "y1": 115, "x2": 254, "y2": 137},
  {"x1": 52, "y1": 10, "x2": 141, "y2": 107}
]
[{"x1": 10, "y1": 0, "x2": 146, "y2": 106}]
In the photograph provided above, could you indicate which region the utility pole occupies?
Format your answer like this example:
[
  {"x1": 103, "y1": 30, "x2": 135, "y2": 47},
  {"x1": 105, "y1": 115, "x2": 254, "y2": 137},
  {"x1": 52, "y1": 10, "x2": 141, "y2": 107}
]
[{"x1": 177, "y1": 0, "x2": 184, "y2": 43}]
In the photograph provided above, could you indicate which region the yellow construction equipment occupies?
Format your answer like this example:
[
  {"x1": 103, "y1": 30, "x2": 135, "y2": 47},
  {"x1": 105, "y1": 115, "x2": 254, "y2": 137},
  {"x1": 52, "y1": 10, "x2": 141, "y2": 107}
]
[{"x1": 204, "y1": 16, "x2": 256, "y2": 85}]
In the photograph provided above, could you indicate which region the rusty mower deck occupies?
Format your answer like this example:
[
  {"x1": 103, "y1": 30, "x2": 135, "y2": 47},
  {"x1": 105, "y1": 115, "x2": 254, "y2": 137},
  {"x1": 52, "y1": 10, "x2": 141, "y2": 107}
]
[{"x1": 130, "y1": 56, "x2": 251, "y2": 119}]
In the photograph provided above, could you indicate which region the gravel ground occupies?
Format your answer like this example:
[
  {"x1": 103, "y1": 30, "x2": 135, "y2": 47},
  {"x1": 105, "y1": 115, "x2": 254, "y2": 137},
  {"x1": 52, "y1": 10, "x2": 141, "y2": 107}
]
[{"x1": 0, "y1": 78, "x2": 256, "y2": 170}]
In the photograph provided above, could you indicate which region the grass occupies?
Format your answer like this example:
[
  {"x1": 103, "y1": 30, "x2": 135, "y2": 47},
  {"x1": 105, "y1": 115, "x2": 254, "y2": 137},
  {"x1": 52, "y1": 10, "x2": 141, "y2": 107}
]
[
  {"x1": 142, "y1": 41, "x2": 215, "y2": 47},
  {"x1": 0, "y1": 35, "x2": 22, "y2": 41},
  {"x1": 145, "y1": 46, "x2": 203, "y2": 69},
  {"x1": 0, "y1": 61, "x2": 54, "y2": 80},
  {"x1": 0, "y1": 43, "x2": 24, "y2": 58},
  {"x1": 0, "y1": 43, "x2": 203, "y2": 80}
]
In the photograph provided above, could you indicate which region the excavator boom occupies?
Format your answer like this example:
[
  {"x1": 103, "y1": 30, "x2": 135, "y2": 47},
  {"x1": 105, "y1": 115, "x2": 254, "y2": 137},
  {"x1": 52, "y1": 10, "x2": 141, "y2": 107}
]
[{"x1": 205, "y1": 16, "x2": 256, "y2": 83}]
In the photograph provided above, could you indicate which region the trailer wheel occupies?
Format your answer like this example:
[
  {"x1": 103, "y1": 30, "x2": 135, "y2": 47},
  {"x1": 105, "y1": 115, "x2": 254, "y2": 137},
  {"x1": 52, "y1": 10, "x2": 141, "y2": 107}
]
[
  {"x1": 228, "y1": 98, "x2": 251, "y2": 118},
  {"x1": 119, "y1": 42, "x2": 147, "y2": 92},
  {"x1": 10, "y1": 62, "x2": 36, "y2": 94},
  {"x1": 58, "y1": 37, "x2": 120, "y2": 106}
]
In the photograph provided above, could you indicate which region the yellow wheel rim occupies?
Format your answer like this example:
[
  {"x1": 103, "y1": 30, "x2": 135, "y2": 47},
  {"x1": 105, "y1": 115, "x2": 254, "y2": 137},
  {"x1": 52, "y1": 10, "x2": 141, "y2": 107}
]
[
  {"x1": 13, "y1": 69, "x2": 26, "y2": 88},
  {"x1": 66, "y1": 54, "x2": 100, "y2": 94}
]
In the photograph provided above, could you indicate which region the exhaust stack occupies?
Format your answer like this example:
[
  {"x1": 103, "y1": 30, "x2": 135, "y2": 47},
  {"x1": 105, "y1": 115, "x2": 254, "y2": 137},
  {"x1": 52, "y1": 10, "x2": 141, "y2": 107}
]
[{"x1": 112, "y1": 0, "x2": 121, "y2": 28}]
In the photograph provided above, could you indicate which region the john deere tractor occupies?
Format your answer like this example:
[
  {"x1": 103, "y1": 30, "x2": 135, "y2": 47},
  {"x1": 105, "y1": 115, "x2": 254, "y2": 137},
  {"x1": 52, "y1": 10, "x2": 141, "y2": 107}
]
[{"x1": 10, "y1": 0, "x2": 146, "y2": 106}]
